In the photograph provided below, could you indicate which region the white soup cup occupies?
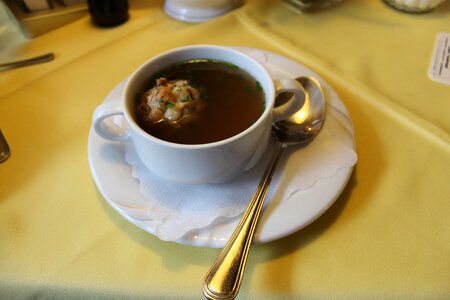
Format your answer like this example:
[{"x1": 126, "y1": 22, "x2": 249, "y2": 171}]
[{"x1": 93, "y1": 45, "x2": 305, "y2": 184}]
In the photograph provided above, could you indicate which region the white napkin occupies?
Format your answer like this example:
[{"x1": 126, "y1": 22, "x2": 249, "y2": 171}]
[{"x1": 123, "y1": 97, "x2": 357, "y2": 241}]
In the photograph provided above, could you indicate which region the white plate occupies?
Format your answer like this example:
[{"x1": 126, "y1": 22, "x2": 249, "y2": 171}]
[{"x1": 88, "y1": 47, "x2": 355, "y2": 248}]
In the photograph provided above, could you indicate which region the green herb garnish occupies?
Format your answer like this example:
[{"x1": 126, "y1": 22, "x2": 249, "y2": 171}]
[
  {"x1": 255, "y1": 81, "x2": 263, "y2": 92},
  {"x1": 134, "y1": 93, "x2": 142, "y2": 103},
  {"x1": 201, "y1": 93, "x2": 209, "y2": 101},
  {"x1": 203, "y1": 59, "x2": 239, "y2": 70}
]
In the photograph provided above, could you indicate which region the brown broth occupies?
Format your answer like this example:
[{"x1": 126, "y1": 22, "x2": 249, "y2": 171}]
[{"x1": 134, "y1": 60, "x2": 265, "y2": 144}]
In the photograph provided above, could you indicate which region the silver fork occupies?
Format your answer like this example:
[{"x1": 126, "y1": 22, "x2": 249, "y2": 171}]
[{"x1": 0, "y1": 52, "x2": 54, "y2": 71}]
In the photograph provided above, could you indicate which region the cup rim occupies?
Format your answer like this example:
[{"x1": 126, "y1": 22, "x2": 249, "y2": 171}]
[{"x1": 122, "y1": 44, "x2": 275, "y2": 149}]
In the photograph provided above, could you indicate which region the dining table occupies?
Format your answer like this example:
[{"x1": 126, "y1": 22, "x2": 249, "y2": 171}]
[{"x1": 1, "y1": 0, "x2": 449, "y2": 299}]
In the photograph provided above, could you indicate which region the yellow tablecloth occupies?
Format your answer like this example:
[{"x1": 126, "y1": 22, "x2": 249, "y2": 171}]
[{"x1": 1, "y1": 0, "x2": 449, "y2": 299}]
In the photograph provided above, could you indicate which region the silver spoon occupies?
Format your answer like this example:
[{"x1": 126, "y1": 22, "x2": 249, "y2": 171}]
[
  {"x1": 202, "y1": 76, "x2": 326, "y2": 300},
  {"x1": 0, "y1": 53, "x2": 55, "y2": 71}
]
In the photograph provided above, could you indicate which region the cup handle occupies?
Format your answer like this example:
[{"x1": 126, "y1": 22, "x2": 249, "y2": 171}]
[
  {"x1": 93, "y1": 100, "x2": 130, "y2": 141},
  {"x1": 272, "y1": 78, "x2": 306, "y2": 123}
]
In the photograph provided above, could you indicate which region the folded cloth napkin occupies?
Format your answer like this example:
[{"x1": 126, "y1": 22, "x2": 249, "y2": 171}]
[{"x1": 123, "y1": 86, "x2": 358, "y2": 241}]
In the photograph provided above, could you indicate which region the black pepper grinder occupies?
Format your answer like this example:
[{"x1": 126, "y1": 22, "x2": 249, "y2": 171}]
[{"x1": 88, "y1": 0, "x2": 129, "y2": 27}]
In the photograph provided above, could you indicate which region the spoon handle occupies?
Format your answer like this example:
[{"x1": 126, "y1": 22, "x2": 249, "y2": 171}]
[
  {"x1": 0, "y1": 53, "x2": 55, "y2": 71},
  {"x1": 202, "y1": 142, "x2": 285, "y2": 300}
]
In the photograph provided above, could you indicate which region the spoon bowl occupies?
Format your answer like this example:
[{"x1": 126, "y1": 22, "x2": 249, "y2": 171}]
[
  {"x1": 273, "y1": 76, "x2": 325, "y2": 145},
  {"x1": 203, "y1": 76, "x2": 326, "y2": 300}
]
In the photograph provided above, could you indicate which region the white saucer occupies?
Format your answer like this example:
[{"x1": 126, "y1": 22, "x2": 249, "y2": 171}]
[{"x1": 88, "y1": 47, "x2": 355, "y2": 248}]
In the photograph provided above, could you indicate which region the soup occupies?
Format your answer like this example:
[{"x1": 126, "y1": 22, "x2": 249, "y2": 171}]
[{"x1": 134, "y1": 59, "x2": 265, "y2": 144}]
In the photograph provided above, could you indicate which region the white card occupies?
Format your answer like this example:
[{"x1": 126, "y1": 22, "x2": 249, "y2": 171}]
[{"x1": 428, "y1": 32, "x2": 450, "y2": 86}]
